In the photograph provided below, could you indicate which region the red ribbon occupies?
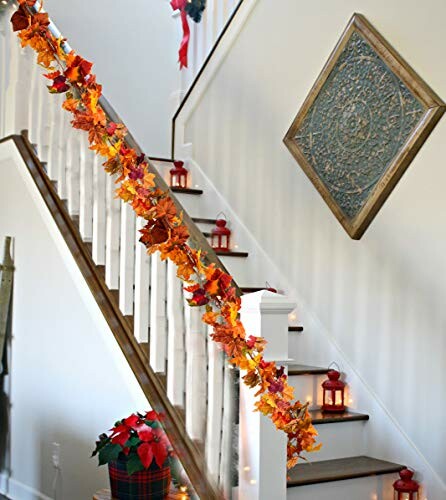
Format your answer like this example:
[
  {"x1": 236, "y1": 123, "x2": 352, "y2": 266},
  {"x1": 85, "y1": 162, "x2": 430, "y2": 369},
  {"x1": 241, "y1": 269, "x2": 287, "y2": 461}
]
[{"x1": 171, "y1": 0, "x2": 190, "y2": 69}]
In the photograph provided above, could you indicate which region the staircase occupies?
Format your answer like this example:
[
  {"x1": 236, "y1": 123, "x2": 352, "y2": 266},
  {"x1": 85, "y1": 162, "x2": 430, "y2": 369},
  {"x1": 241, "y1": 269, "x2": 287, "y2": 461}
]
[{"x1": 0, "y1": 4, "x2": 411, "y2": 500}]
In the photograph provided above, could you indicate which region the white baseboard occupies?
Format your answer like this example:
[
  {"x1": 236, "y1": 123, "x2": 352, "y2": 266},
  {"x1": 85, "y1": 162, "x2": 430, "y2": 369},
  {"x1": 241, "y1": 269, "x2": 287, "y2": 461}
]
[{"x1": 0, "y1": 473, "x2": 53, "y2": 500}]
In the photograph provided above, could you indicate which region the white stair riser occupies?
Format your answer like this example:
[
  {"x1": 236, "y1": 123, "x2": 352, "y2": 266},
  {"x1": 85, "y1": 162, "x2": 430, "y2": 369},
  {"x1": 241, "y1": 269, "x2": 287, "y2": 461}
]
[
  {"x1": 289, "y1": 374, "x2": 327, "y2": 408},
  {"x1": 287, "y1": 474, "x2": 395, "y2": 500},
  {"x1": 301, "y1": 421, "x2": 366, "y2": 462}
]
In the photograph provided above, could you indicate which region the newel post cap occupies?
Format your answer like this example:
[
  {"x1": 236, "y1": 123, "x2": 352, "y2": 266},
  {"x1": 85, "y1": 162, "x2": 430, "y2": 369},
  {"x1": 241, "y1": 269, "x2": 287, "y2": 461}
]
[{"x1": 241, "y1": 290, "x2": 296, "y2": 315}]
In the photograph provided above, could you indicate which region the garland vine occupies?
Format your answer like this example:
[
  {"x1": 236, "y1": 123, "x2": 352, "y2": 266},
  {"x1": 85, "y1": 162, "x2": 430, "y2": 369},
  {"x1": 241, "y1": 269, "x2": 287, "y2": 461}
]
[{"x1": 10, "y1": 0, "x2": 320, "y2": 470}]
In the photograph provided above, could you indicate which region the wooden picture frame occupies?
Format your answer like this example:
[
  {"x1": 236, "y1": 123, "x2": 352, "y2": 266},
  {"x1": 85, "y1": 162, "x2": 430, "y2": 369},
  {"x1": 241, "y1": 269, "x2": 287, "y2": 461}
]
[{"x1": 284, "y1": 13, "x2": 445, "y2": 239}]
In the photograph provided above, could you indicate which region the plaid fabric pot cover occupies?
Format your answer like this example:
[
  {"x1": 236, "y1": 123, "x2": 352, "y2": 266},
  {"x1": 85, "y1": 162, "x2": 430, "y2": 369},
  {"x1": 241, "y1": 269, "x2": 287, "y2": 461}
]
[{"x1": 108, "y1": 458, "x2": 171, "y2": 499}]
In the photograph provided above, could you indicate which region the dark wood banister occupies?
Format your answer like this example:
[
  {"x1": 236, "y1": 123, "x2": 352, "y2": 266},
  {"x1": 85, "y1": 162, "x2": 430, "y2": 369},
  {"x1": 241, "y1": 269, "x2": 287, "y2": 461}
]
[
  {"x1": 170, "y1": 0, "x2": 245, "y2": 159},
  {"x1": 17, "y1": 2, "x2": 248, "y2": 497},
  {"x1": 2, "y1": 132, "x2": 222, "y2": 499}
]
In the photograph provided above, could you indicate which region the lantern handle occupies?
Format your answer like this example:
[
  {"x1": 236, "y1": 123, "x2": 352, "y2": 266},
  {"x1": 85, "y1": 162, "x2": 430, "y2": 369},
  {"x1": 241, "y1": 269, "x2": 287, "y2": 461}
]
[
  {"x1": 216, "y1": 212, "x2": 227, "y2": 221},
  {"x1": 328, "y1": 361, "x2": 341, "y2": 372}
]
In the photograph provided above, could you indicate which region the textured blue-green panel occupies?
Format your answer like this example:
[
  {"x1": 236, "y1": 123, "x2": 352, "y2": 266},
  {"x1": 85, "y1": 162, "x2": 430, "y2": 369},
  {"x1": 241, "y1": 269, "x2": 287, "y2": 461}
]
[{"x1": 294, "y1": 31, "x2": 425, "y2": 219}]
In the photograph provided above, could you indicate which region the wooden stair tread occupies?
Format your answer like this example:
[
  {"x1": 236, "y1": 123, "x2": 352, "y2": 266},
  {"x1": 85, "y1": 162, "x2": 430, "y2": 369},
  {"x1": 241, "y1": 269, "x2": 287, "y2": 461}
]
[
  {"x1": 192, "y1": 217, "x2": 217, "y2": 225},
  {"x1": 171, "y1": 187, "x2": 203, "y2": 195},
  {"x1": 288, "y1": 326, "x2": 304, "y2": 332},
  {"x1": 216, "y1": 250, "x2": 249, "y2": 257},
  {"x1": 309, "y1": 409, "x2": 369, "y2": 425},
  {"x1": 149, "y1": 157, "x2": 176, "y2": 164},
  {"x1": 287, "y1": 456, "x2": 405, "y2": 487},
  {"x1": 288, "y1": 364, "x2": 328, "y2": 376}
]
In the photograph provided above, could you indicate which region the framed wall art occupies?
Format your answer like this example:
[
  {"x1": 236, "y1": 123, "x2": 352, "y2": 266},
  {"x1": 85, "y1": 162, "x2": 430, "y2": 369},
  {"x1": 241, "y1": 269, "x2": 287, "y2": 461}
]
[{"x1": 284, "y1": 13, "x2": 445, "y2": 239}]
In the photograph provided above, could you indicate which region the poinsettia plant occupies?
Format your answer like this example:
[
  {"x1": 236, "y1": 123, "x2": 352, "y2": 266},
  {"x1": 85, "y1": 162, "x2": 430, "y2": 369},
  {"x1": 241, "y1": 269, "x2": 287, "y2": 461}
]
[{"x1": 92, "y1": 411, "x2": 173, "y2": 475}]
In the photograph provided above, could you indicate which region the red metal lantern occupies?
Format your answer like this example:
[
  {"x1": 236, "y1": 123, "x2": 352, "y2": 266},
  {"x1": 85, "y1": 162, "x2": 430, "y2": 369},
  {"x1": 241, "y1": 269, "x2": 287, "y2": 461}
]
[
  {"x1": 393, "y1": 469, "x2": 419, "y2": 500},
  {"x1": 321, "y1": 363, "x2": 346, "y2": 413},
  {"x1": 211, "y1": 216, "x2": 231, "y2": 252},
  {"x1": 170, "y1": 161, "x2": 188, "y2": 189},
  {"x1": 265, "y1": 282, "x2": 278, "y2": 293}
]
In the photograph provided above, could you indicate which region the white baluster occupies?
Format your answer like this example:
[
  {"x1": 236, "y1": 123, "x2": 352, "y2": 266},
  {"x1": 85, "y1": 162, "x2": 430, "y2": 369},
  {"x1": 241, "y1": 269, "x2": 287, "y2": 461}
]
[
  {"x1": 166, "y1": 260, "x2": 185, "y2": 407},
  {"x1": 0, "y1": 14, "x2": 9, "y2": 137},
  {"x1": 119, "y1": 202, "x2": 136, "y2": 315},
  {"x1": 184, "y1": 300, "x2": 207, "y2": 441},
  {"x1": 220, "y1": 361, "x2": 236, "y2": 497},
  {"x1": 66, "y1": 128, "x2": 80, "y2": 215},
  {"x1": 92, "y1": 155, "x2": 107, "y2": 265},
  {"x1": 79, "y1": 134, "x2": 93, "y2": 241},
  {"x1": 205, "y1": 327, "x2": 224, "y2": 482},
  {"x1": 56, "y1": 115, "x2": 69, "y2": 200},
  {"x1": 238, "y1": 291, "x2": 295, "y2": 500},
  {"x1": 45, "y1": 94, "x2": 63, "y2": 180},
  {"x1": 134, "y1": 218, "x2": 151, "y2": 342},
  {"x1": 27, "y1": 61, "x2": 38, "y2": 144},
  {"x1": 38, "y1": 80, "x2": 52, "y2": 163},
  {"x1": 149, "y1": 255, "x2": 167, "y2": 373},
  {"x1": 15, "y1": 48, "x2": 34, "y2": 135},
  {"x1": 105, "y1": 174, "x2": 121, "y2": 289}
]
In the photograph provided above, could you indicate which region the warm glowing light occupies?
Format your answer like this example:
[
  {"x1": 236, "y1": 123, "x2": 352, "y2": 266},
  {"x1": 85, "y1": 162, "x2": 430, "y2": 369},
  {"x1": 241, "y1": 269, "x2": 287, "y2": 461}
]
[
  {"x1": 234, "y1": 244, "x2": 239, "y2": 249},
  {"x1": 179, "y1": 485, "x2": 188, "y2": 493},
  {"x1": 243, "y1": 466, "x2": 251, "y2": 472},
  {"x1": 349, "y1": 398, "x2": 353, "y2": 404},
  {"x1": 249, "y1": 479, "x2": 257, "y2": 485},
  {"x1": 306, "y1": 395, "x2": 312, "y2": 403},
  {"x1": 326, "y1": 390, "x2": 343, "y2": 405},
  {"x1": 289, "y1": 313, "x2": 297, "y2": 321}
]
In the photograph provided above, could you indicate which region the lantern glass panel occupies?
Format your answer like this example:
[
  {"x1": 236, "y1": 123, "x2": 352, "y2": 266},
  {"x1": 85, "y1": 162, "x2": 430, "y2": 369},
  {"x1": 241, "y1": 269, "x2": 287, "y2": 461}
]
[
  {"x1": 394, "y1": 493, "x2": 418, "y2": 500},
  {"x1": 325, "y1": 389, "x2": 343, "y2": 406}
]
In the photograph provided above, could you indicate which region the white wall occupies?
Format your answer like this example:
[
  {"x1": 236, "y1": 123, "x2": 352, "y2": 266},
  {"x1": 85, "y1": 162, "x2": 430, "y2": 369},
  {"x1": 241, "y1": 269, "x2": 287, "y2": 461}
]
[
  {"x1": 43, "y1": 0, "x2": 181, "y2": 158},
  {"x1": 183, "y1": 0, "x2": 446, "y2": 497},
  {"x1": 0, "y1": 140, "x2": 148, "y2": 500}
]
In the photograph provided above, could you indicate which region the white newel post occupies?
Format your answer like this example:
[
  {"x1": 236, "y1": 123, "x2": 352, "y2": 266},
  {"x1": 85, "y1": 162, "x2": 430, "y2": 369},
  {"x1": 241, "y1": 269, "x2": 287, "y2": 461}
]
[{"x1": 239, "y1": 291, "x2": 295, "y2": 500}]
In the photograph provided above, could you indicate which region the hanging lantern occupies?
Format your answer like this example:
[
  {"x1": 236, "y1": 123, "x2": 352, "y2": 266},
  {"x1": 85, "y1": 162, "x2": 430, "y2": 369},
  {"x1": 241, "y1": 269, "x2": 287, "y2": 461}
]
[
  {"x1": 211, "y1": 215, "x2": 231, "y2": 252},
  {"x1": 170, "y1": 161, "x2": 188, "y2": 189},
  {"x1": 393, "y1": 469, "x2": 419, "y2": 500},
  {"x1": 321, "y1": 363, "x2": 346, "y2": 413}
]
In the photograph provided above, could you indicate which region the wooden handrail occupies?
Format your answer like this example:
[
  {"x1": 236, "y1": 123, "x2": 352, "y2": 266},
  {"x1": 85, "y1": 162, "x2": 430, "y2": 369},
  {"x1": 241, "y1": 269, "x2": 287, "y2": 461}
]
[
  {"x1": 171, "y1": 0, "x2": 245, "y2": 159},
  {"x1": 1, "y1": 132, "x2": 222, "y2": 499}
]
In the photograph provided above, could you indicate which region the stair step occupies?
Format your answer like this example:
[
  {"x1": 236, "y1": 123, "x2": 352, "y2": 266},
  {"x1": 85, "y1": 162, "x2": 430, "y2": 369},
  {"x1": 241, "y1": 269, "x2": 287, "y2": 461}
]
[
  {"x1": 288, "y1": 364, "x2": 328, "y2": 376},
  {"x1": 288, "y1": 326, "x2": 304, "y2": 333},
  {"x1": 192, "y1": 217, "x2": 217, "y2": 225},
  {"x1": 216, "y1": 250, "x2": 249, "y2": 258},
  {"x1": 309, "y1": 409, "x2": 369, "y2": 425},
  {"x1": 171, "y1": 187, "x2": 203, "y2": 195},
  {"x1": 149, "y1": 157, "x2": 176, "y2": 164},
  {"x1": 287, "y1": 456, "x2": 404, "y2": 487}
]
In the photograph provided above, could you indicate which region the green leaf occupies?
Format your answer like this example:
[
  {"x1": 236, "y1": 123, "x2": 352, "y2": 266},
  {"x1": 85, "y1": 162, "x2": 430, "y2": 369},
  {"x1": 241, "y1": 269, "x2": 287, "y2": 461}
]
[
  {"x1": 126, "y1": 436, "x2": 140, "y2": 448},
  {"x1": 126, "y1": 453, "x2": 144, "y2": 476},
  {"x1": 98, "y1": 443, "x2": 121, "y2": 466}
]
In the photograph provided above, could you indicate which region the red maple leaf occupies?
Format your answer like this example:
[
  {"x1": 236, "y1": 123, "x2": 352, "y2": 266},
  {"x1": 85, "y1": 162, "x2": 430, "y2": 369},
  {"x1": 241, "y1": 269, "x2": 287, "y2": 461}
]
[
  {"x1": 140, "y1": 221, "x2": 169, "y2": 247},
  {"x1": 11, "y1": 7, "x2": 30, "y2": 32}
]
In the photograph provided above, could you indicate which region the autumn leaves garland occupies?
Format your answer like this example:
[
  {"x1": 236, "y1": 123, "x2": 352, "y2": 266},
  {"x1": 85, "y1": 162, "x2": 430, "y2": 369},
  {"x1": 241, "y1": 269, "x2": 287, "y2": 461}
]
[{"x1": 10, "y1": 0, "x2": 321, "y2": 468}]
